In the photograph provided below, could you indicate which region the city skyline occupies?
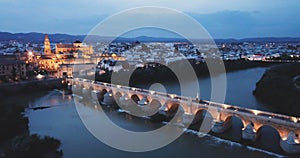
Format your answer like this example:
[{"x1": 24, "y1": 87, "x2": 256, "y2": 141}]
[{"x1": 1, "y1": 0, "x2": 300, "y2": 38}]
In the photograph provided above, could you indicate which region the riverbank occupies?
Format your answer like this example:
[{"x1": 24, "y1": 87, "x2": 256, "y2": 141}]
[
  {"x1": 95, "y1": 60, "x2": 279, "y2": 85},
  {"x1": 0, "y1": 87, "x2": 64, "y2": 157},
  {"x1": 0, "y1": 78, "x2": 66, "y2": 97}
]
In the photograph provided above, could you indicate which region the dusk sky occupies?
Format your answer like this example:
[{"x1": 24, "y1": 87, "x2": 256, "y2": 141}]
[{"x1": 1, "y1": 0, "x2": 299, "y2": 38}]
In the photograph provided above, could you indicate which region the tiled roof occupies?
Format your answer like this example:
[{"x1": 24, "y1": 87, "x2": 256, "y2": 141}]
[{"x1": 56, "y1": 44, "x2": 74, "y2": 48}]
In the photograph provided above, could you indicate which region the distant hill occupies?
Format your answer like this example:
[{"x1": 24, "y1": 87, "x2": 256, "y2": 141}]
[
  {"x1": 214, "y1": 37, "x2": 300, "y2": 43},
  {"x1": 239, "y1": 37, "x2": 300, "y2": 43},
  {"x1": 112, "y1": 36, "x2": 190, "y2": 43},
  {"x1": 0, "y1": 32, "x2": 299, "y2": 44},
  {"x1": 0, "y1": 32, "x2": 86, "y2": 43}
]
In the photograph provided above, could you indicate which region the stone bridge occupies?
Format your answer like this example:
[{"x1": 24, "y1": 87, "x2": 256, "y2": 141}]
[{"x1": 66, "y1": 78, "x2": 300, "y2": 154}]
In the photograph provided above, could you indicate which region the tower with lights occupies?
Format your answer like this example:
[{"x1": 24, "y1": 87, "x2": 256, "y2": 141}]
[{"x1": 44, "y1": 34, "x2": 51, "y2": 55}]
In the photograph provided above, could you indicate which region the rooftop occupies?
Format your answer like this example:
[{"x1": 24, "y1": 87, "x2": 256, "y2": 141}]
[{"x1": 56, "y1": 44, "x2": 74, "y2": 48}]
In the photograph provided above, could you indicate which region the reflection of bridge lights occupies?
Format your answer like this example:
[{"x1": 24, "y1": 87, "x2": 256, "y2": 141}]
[
  {"x1": 149, "y1": 90, "x2": 155, "y2": 95},
  {"x1": 234, "y1": 109, "x2": 238, "y2": 112},
  {"x1": 165, "y1": 107, "x2": 169, "y2": 111},
  {"x1": 291, "y1": 117, "x2": 298, "y2": 123},
  {"x1": 251, "y1": 110, "x2": 261, "y2": 115},
  {"x1": 138, "y1": 98, "x2": 148, "y2": 105},
  {"x1": 36, "y1": 74, "x2": 44, "y2": 79},
  {"x1": 170, "y1": 94, "x2": 175, "y2": 99},
  {"x1": 282, "y1": 137, "x2": 288, "y2": 141},
  {"x1": 268, "y1": 116, "x2": 272, "y2": 119},
  {"x1": 28, "y1": 51, "x2": 33, "y2": 56},
  {"x1": 222, "y1": 104, "x2": 230, "y2": 109}
]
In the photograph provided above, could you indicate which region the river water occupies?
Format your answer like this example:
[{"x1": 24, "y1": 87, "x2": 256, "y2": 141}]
[{"x1": 21, "y1": 67, "x2": 297, "y2": 158}]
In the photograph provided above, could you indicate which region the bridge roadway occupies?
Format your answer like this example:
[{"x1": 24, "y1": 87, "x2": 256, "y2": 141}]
[{"x1": 66, "y1": 78, "x2": 300, "y2": 154}]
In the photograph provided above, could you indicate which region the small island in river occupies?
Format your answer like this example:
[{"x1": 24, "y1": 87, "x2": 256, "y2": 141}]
[{"x1": 253, "y1": 63, "x2": 300, "y2": 116}]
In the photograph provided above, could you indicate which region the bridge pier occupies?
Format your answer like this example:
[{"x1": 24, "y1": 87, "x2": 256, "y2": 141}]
[
  {"x1": 138, "y1": 97, "x2": 149, "y2": 112},
  {"x1": 182, "y1": 113, "x2": 194, "y2": 125},
  {"x1": 242, "y1": 123, "x2": 257, "y2": 141},
  {"x1": 102, "y1": 90, "x2": 115, "y2": 106},
  {"x1": 119, "y1": 94, "x2": 131, "y2": 108},
  {"x1": 280, "y1": 132, "x2": 300, "y2": 154},
  {"x1": 212, "y1": 119, "x2": 232, "y2": 134}
]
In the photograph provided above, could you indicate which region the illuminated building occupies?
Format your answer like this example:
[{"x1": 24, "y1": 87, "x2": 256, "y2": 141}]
[
  {"x1": 55, "y1": 40, "x2": 93, "y2": 57},
  {"x1": 0, "y1": 55, "x2": 26, "y2": 81}
]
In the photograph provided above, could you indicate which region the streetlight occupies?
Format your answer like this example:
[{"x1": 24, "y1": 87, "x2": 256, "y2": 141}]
[{"x1": 28, "y1": 51, "x2": 33, "y2": 56}]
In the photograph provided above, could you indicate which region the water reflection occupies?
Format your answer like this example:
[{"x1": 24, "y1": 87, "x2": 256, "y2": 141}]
[{"x1": 25, "y1": 67, "x2": 298, "y2": 158}]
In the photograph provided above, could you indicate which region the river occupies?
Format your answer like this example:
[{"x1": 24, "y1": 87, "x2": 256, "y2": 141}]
[{"x1": 22, "y1": 67, "x2": 296, "y2": 157}]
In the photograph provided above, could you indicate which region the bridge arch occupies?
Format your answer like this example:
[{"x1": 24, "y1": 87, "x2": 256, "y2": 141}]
[
  {"x1": 102, "y1": 88, "x2": 110, "y2": 93},
  {"x1": 98, "y1": 89, "x2": 108, "y2": 102},
  {"x1": 224, "y1": 115, "x2": 244, "y2": 141},
  {"x1": 148, "y1": 99, "x2": 162, "y2": 113},
  {"x1": 257, "y1": 125, "x2": 283, "y2": 140},
  {"x1": 224, "y1": 115, "x2": 246, "y2": 128},
  {"x1": 224, "y1": 115, "x2": 244, "y2": 127},
  {"x1": 146, "y1": 96, "x2": 165, "y2": 106},
  {"x1": 127, "y1": 93, "x2": 144, "y2": 101},
  {"x1": 166, "y1": 102, "x2": 184, "y2": 113},
  {"x1": 193, "y1": 109, "x2": 215, "y2": 133},
  {"x1": 256, "y1": 125, "x2": 282, "y2": 152},
  {"x1": 114, "y1": 91, "x2": 122, "y2": 98},
  {"x1": 164, "y1": 102, "x2": 185, "y2": 121},
  {"x1": 191, "y1": 109, "x2": 213, "y2": 125},
  {"x1": 131, "y1": 94, "x2": 140, "y2": 104},
  {"x1": 113, "y1": 91, "x2": 122, "y2": 106}
]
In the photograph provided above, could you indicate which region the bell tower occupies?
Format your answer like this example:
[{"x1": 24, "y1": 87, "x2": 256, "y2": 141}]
[{"x1": 44, "y1": 34, "x2": 51, "y2": 55}]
